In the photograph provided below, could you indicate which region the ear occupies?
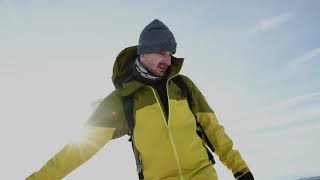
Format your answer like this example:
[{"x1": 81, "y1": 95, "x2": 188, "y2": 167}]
[{"x1": 139, "y1": 54, "x2": 146, "y2": 63}]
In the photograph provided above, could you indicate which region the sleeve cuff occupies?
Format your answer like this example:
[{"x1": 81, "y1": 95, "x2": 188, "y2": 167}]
[{"x1": 234, "y1": 171, "x2": 254, "y2": 180}]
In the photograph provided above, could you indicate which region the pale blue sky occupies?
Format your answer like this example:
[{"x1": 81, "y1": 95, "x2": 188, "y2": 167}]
[{"x1": 1, "y1": 1, "x2": 319, "y2": 179}]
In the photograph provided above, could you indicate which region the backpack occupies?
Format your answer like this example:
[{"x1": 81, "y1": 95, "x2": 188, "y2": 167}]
[{"x1": 121, "y1": 75, "x2": 215, "y2": 179}]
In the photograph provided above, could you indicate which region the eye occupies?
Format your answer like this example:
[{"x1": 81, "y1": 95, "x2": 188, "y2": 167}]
[{"x1": 158, "y1": 52, "x2": 172, "y2": 56}]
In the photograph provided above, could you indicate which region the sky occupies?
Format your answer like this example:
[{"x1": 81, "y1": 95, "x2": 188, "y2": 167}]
[{"x1": 1, "y1": 0, "x2": 319, "y2": 179}]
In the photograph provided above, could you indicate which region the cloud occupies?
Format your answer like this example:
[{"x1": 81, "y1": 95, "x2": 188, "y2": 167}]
[
  {"x1": 0, "y1": 0, "x2": 10, "y2": 7},
  {"x1": 254, "y1": 13, "x2": 292, "y2": 32},
  {"x1": 234, "y1": 91, "x2": 320, "y2": 134},
  {"x1": 243, "y1": 91, "x2": 320, "y2": 134},
  {"x1": 287, "y1": 48, "x2": 320, "y2": 71},
  {"x1": 254, "y1": 106, "x2": 320, "y2": 134},
  {"x1": 261, "y1": 91, "x2": 320, "y2": 113}
]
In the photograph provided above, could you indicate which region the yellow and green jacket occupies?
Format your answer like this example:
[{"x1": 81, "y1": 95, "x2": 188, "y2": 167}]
[{"x1": 26, "y1": 46, "x2": 250, "y2": 180}]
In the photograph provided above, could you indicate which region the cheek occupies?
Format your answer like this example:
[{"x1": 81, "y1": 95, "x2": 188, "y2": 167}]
[{"x1": 149, "y1": 59, "x2": 161, "y2": 69}]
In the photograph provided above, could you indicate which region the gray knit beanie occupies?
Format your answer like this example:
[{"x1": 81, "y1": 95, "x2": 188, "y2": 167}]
[{"x1": 138, "y1": 19, "x2": 177, "y2": 55}]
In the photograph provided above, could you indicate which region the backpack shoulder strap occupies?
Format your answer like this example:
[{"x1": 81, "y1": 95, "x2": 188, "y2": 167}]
[
  {"x1": 122, "y1": 94, "x2": 135, "y2": 136},
  {"x1": 122, "y1": 94, "x2": 144, "y2": 179},
  {"x1": 172, "y1": 75, "x2": 216, "y2": 159},
  {"x1": 172, "y1": 75, "x2": 194, "y2": 110}
]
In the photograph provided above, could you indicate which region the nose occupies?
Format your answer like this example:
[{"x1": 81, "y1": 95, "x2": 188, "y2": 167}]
[{"x1": 163, "y1": 53, "x2": 171, "y2": 66}]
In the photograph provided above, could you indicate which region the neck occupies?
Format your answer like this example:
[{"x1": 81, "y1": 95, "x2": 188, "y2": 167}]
[{"x1": 135, "y1": 57, "x2": 161, "y2": 80}]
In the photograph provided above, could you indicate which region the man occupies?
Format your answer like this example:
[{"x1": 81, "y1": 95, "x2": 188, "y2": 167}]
[{"x1": 27, "y1": 19, "x2": 254, "y2": 180}]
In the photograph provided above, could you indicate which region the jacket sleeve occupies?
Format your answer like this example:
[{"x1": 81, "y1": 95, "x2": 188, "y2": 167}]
[
  {"x1": 26, "y1": 91, "x2": 127, "y2": 180},
  {"x1": 181, "y1": 75, "x2": 252, "y2": 179}
]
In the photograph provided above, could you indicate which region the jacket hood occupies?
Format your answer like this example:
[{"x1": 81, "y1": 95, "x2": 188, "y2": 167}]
[{"x1": 112, "y1": 45, "x2": 184, "y2": 96}]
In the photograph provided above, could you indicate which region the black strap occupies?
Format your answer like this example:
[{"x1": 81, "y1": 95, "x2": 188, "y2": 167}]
[
  {"x1": 172, "y1": 75, "x2": 215, "y2": 163},
  {"x1": 122, "y1": 94, "x2": 144, "y2": 179}
]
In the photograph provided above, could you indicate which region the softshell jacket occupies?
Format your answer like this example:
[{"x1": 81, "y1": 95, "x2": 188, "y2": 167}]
[{"x1": 27, "y1": 46, "x2": 250, "y2": 180}]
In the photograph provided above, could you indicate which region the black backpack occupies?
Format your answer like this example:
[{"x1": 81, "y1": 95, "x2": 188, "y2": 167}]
[{"x1": 122, "y1": 75, "x2": 215, "y2": 179}]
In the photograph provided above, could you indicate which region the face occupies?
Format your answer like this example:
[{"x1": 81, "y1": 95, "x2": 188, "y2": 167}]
[{"x1": 139, "y1": 51, "x2": 172, "y2": 77}]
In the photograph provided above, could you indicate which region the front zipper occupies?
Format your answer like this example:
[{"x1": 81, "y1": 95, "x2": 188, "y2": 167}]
[{"x1": 148, "y1": 75, "x2": 185, "y2": 180}]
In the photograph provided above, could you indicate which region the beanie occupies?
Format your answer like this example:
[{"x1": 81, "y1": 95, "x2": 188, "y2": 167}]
[{"x1": 137, "y1": 19, "x2": 177, "y2": 55}]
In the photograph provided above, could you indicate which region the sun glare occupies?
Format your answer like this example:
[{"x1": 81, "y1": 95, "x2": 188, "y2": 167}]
[{"x1": 66, "y1": 125, "x2": 88, "y2": 144}]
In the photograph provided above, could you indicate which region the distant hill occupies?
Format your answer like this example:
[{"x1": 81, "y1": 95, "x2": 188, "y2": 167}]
[{"x1": 298, "y1": 177, "x2": 320, "y2": 180}]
